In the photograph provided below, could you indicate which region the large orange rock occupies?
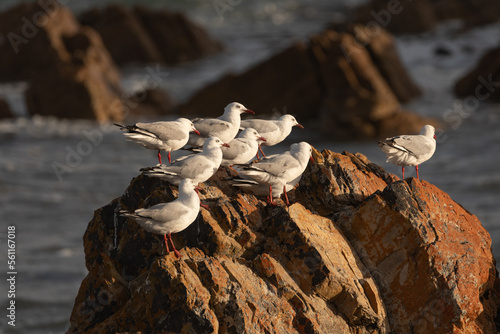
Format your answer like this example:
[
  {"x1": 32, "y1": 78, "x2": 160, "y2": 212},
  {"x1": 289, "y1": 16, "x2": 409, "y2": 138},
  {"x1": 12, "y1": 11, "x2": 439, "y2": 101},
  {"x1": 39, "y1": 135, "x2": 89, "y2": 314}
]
[
  {"x1": 68, "y1": 148, "x2": 500, "y2": 333},
  {"x1": 338, "y1": 179, "x2": 499, "y2": 333}
]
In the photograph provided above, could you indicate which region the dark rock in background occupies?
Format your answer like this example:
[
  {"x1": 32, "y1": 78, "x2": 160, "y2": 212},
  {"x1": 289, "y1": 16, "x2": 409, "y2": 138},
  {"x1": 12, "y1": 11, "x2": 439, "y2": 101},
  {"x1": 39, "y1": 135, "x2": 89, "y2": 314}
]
[
  {"x1": 0, "y1": 98, "x2": 14, "y2": 119},
  {"x1": 454, "y1": 45, "x2": 500, "y2": 102},
  {"x1": 180, "y1": 25, "x2": 432, "y2": 140},
  {"x1": 0, "y1": 3, "x2": 125, "y2": 121},
  {"x1": 353, "y1": 0, "x2": 500, "y2": 35},
  {"x1": 79, "y1": 4, "x2": 223, "y2": 66}
]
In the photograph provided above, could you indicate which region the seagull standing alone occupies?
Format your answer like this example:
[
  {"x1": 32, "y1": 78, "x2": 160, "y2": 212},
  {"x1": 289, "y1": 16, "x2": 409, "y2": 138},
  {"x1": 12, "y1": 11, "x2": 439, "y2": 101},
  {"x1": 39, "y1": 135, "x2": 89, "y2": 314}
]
[
  {"x1": 221, "y1": 128, "x2": 266, "y2": 166},
  {"x1": 115, "y1": 118, "x2": 200, "y2": 164},
  {"x1": 378, "y1": 125, "x2": 437, "y2": 179},
  {"x1": 234, "y1": 142, "x2": 313, "y2": 205},
  {"x1": 187, "y1": 102, "x2": 255, "y2": 147},
  {"x1": 141, "y1": 136, "x2": 229, "y2": 185},
  {"x1": 240, "y1": 114, "x2": 303, "y2": 158},
  {"x1": 119, "y1": 178, "x2": 200, "y2": 258}
]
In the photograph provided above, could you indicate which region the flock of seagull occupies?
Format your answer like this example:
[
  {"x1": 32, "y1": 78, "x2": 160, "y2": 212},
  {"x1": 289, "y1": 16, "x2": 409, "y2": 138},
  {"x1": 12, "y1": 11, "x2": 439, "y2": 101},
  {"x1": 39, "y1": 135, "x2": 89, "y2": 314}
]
[{"x1": 116, "y1": 102, "x2": 437, "y2": 258}]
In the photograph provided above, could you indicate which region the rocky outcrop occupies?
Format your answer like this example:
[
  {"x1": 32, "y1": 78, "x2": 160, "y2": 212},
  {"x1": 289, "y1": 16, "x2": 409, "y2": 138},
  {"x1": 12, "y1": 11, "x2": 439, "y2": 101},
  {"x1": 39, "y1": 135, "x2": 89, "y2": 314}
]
[
  {"x1": 180, "y1": 25, "x2": 430, "y2": 140},
  {"x1": 79, "y1": 4, "x2": 223, "y2": 66},
  {"x1": 0, "y1": 3, "x2": 124, "y2": 121},
  {"x1": 68, "y1": 148, "x2": 500, "y2": 333},
  {"x1": 0, "y1": 99, "x2": 14, "y2": 119},
  {"x1": 353, "y1": 0, "x2": 500, "y2": 35},
  {"x1": 454, "y1": 46, "x2": 500, "y2": 102}
]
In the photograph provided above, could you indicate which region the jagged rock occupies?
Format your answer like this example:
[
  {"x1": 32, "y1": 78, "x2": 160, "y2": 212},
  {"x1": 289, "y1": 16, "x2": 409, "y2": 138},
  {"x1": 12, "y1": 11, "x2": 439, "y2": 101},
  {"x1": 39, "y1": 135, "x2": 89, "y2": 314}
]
[
  {"x1": 454, "y1": 46, "x2": 500, "y2": 102},
  {"x1": 0, "y1": 3, "x2": 125, "y2": 121},
  {"x1": 25, "y1": 26, "x2": 124, "y2": 121},
  {"x1": 0, "y1": 99, "x2": 14, "y2": 119},
  {"x1": 78, "y1": 4, "x2": 163, "y2": 65},
  {"x1": 180, "y1": 26, "x2": 430, "y2": 140},
  {"x1": 331, "y1": 23, "x2": 422, "y2": 103},
  {"x1": 68, "y1": 148, "x2": 500, "y2": 333},
  {"x1": 79, "y1": 4, "x2": 223, "y2": 66},
  {"x1": 0, "y1": 2, "x2": 79, "y2": 82},
  {"x1": 353, "y1": 0, "x2": 500, "y2": 35}
]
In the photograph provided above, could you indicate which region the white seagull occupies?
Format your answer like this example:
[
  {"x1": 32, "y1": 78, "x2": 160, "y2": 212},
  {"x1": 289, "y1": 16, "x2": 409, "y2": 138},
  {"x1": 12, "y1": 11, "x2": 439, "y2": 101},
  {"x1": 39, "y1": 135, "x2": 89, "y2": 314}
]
[
  {"x1": 187, "y1": 102, "x2": 255, "y2": 147},
  {"x1": 120, "y1": 178, "x2": 200, "y2": 258},
  {"x1": 378, "y1": 125, "x2": 437, "y2": 179},
  {"x1": 141, "y1": 136, "x2": 229, "y2": 185},
  {"x1": 115, "y1": 118, "x2": 200, "y2": 164},
  {"x1": 240, "y1": 114, "x2": 303, "y2": 158},
  {"x1": 221, "y1": 128, "x2": 267, "y2": 166},
  {"x1": 234, "y1": 142, "x2": 313, "y2": 205}
]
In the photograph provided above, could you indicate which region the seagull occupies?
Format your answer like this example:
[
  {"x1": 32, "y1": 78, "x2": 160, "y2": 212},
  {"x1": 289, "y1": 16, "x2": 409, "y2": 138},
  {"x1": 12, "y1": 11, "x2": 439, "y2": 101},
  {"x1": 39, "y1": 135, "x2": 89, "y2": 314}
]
[
  {"x1": 240, "y1": 115, "x2": 303, "y2": 158},
  {"x1": 141, "y1": 136, "x2": 229, "y2": 185},
  {"x1": 378, "y1": 125, "x2": 437, "y2": 180},
  {"x1": 221, "y1": 128, "x2": 266, "y2": 166},
  {"x1": 115, "y1": 118, "x2": 200, "y2": 164},
  {"x1": 187, "y1": 102, "x2": 255, "y2": 147},
  {"x1": 234, "y1": 142, "x2": 313, "y2": 205},
  {"x1": 119, "y1": 178, "x2": 200, "y2": 258}
]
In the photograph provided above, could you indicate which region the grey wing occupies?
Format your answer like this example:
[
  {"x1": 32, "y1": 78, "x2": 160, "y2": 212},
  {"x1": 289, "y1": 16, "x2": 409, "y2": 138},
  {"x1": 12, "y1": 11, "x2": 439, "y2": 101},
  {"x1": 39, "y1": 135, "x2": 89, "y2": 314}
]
[
  {"x1": 174, "y1": 155, "x2": 214, "y2": 176},
  {"x1": 223, "y1": 139, "x2": 250, "y2": 160},
  {"x1": 136, "y1": 122, "x2": 187, "y2": 141},
  {"x1": 135, "y1": 201, "x2": 189, "y2": 222},
  {"x1": 252, "y1": 153, "x2": 300, "y2": 177},
  {"x1": 391, "y1": 135, "x2": 434, "y2": 157},
  {"x1": 241, "y1": 119, "x2": 279, "y2": 133},
  {"x1": 193, "y1": 118, "x2": 231, "y2": 136}
]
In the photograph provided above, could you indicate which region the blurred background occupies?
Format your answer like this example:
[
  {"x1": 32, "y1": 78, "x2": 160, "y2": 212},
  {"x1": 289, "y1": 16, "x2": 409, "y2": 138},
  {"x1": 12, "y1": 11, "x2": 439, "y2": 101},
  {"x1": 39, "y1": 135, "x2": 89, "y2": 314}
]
[{"x1": 0, "y1": 0, "x2": 499, "y2": 332}]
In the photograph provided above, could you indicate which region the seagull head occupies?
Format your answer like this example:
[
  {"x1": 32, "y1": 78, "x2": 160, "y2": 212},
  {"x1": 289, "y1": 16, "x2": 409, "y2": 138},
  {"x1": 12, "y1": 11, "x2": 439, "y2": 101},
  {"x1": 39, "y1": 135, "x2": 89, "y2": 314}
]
[
  {"x1": 204, "y1": 136, "x2": 230, "y2": 150},
  {"x1": 178, "y1": 118, "x2": 201, "y2": 135},
  {"x1": 421, "y1": 125, "x2": 436, "y2": 139},
  {"x1": 226, "y1": 102, "x2": 255, "y2": 115},
  {"x1": 291, "y1": 142, "x2": 314, "y2": 164},
  {"x1": 239, "y1": 128, "x2": 267, "y2": 142},
  {"x1": 179, "y1": 178, "x2": 197, "y2": 193},
  {"x1": 281, "y1": 115, "x2": 304, "y2": 129}
]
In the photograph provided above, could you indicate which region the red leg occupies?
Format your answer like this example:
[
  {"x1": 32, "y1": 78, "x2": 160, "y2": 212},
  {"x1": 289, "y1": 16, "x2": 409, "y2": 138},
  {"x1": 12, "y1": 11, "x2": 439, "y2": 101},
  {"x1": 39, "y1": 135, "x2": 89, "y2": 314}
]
[
  {"x1": 167, "y1": 233, "x2": 181, "y2": 258},
  {"x1": 259, "y1": 145, "x2": 266, "y2": 158},
  {"x1": 267, "y1": 185, "x2": 277, "y2": 206},
  {"x1": 415, "y1": 165, "x2": 419, "y2": 180},
  {"x1": 256, "y1": 151, "x2": 260, "y2": 160},
  {"x1": 195, "y1": 187, "x2": 210, "y2": 210},
  {"x1": 283, "y1": 185, "x2": 290, "y2": 206},
  {"x1": 402, "y1": 166, "x2": 405, "y2": 179},
  {"x1": 168, "y1": 151, "x2": 171, "y2": 163},
  {"x1": 158, "y1": 150, "x2": 162, "y2": 164},
  {"x1": 163, "y1": 234, "x2": 170, "y2": 254}
]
